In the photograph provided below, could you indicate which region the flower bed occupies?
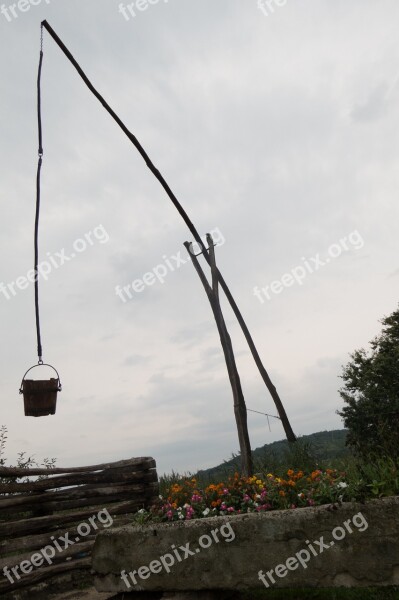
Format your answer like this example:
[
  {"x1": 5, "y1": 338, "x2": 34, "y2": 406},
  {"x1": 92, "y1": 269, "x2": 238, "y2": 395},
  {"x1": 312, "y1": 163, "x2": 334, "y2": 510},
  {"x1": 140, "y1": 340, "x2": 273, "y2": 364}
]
[{"x1": 149, "y1": 469, "x2": 350, "y2": 522}]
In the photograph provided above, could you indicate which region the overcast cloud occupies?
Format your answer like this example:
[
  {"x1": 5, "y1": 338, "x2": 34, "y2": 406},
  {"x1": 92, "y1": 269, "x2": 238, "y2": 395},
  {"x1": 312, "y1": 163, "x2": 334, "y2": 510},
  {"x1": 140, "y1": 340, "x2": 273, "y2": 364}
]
[{"x1": 1, "y1": 0, "x2": 398, "y2": 474}]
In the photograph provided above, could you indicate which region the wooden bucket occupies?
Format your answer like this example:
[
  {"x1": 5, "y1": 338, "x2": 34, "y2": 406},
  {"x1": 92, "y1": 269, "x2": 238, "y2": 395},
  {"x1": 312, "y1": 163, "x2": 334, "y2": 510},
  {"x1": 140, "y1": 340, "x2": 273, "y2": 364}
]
[{"x1": 19, "y1": 364, "x2": 62, "y2": 417}]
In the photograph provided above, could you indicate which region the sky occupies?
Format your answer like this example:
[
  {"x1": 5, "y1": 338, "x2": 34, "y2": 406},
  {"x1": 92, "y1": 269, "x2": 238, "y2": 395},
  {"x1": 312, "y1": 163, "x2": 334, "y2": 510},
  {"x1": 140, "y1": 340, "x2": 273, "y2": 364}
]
[{"x1": 0, "y1": 0, "x2": 398, "y2": 475}]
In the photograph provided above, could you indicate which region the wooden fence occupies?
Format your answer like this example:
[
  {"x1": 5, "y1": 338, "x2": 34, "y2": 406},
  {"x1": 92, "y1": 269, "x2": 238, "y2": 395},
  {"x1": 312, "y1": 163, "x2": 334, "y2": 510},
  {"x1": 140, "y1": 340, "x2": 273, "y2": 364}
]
[{"x1": 0, "y1": 457, "x2": 158, "y2": 594}]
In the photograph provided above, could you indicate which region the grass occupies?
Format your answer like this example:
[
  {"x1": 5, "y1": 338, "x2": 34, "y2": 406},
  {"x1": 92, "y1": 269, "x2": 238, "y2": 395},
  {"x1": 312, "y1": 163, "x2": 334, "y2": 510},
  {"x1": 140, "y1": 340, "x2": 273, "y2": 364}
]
[{"x1": 158, "y1": 440, "x2": 399, "y2": 505}]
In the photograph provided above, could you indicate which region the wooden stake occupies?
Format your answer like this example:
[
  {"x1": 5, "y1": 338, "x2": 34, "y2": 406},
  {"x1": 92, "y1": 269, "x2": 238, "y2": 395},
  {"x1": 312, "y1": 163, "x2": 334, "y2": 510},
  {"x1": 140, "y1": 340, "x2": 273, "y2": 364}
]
[{"x1": 185, "y1": 236, "x2": 253, "y2": 477}]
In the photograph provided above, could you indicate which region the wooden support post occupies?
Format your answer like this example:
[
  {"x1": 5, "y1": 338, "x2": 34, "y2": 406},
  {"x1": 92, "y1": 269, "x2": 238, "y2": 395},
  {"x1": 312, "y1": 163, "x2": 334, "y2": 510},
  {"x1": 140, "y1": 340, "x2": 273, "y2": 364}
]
[{"x1": 184, "y1": 235, "x2": 253, "y2": 477}]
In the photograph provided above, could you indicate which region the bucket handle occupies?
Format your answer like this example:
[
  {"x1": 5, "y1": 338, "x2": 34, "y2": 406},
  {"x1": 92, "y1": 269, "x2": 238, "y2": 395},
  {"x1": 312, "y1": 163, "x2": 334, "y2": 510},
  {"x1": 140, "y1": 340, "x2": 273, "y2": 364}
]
[{"x1": 19, "y1": 363, "x2": 62, "y2": 394}]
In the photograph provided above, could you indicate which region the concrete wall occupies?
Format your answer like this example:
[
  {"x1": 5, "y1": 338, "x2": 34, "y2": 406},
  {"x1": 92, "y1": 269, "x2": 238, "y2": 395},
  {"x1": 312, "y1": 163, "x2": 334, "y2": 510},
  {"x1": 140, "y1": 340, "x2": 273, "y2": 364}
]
[{"x1": 92, "y1": 496, "x2": 399, "y2": 595}]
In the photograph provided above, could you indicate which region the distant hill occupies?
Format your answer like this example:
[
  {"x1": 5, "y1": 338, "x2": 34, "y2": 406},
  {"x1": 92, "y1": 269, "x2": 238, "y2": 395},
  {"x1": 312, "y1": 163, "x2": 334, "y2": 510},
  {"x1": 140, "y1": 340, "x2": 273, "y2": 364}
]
[{"x1": 197, "y1": 429, "x2": 349, "y2": 480}]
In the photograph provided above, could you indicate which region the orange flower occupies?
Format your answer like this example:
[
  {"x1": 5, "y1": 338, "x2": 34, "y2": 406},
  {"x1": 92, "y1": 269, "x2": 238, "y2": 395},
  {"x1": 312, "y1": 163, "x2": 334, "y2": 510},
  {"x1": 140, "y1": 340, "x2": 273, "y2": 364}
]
[
  {"x1": 287, "y1": 469, "x2": 294, "y2": 477},
  {"x1": 279, "y1": 491, "x2": 286, "y2": 497}
]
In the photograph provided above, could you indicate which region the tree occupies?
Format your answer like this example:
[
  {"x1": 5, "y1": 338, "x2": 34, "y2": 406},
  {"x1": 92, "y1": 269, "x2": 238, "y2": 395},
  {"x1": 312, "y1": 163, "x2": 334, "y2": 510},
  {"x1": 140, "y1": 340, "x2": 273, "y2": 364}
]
[{"x1": 337, "y1": 305, "x2": 399, "y2": 459}]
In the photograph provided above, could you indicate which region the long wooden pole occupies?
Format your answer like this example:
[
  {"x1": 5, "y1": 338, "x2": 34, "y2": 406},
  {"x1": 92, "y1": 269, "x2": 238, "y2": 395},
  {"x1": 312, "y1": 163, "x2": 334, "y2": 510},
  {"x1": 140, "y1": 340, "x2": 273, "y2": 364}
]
[
  {"x1": 40, "y1": 20, "x2": 296, "y2": 443},
  {"x1": 184, "y1": 237, "x2": 253, "y2": 476}
]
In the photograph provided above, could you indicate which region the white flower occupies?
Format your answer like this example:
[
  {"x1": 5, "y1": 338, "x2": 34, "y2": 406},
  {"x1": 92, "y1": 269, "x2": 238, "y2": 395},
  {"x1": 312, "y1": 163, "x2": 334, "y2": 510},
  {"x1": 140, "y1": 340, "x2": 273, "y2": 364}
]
[
  {"x1": 337, "y1": 482, "x2": 348, "y2": 489},
  {"x1": 202, "y1": 508, "x2": 210, "y2": 516},
  {"x1": 159, "y1": 495, "x2": 163, "y2": 500},
  {"x1": 138, "y1": 508, "x2": 146, "y2": 514},
  {"x1": 183, "y1": 503, "x2": 190, "y2": 509},
  {"x1": 179, "y1": 514, "x2": 185, "y2": 520},
  {"x1": 255, "y1": 494, "x2": 261, "y2": 500}
]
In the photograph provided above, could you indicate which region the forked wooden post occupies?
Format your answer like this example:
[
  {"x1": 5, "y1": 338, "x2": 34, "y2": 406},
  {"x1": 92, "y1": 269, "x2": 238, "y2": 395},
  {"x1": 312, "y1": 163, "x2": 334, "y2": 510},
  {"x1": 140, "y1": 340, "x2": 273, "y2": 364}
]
[{"x1": 184, "y1": 235, "x2": 253, "y2": 477}]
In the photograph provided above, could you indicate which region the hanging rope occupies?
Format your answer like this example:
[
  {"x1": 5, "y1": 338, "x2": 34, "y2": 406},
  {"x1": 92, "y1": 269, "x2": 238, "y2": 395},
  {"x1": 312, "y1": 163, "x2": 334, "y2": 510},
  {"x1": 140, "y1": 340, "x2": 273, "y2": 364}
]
[
  {"x1": 34, "y1": 25, "x2": 44, "y2": 364},
  {"x1": 247, "y1": 408, "x2": 280, "y2": 432},
  {"x1": 247, "y1": 408, "x2": 281, "y2": 420}
]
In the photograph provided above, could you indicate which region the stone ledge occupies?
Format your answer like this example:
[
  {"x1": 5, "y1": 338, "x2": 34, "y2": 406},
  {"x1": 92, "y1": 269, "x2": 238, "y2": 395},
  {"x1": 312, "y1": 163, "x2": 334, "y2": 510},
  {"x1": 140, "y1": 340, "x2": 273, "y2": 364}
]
[{"x1": 92, "y1": 496, "x2": 399, "y2": 593}]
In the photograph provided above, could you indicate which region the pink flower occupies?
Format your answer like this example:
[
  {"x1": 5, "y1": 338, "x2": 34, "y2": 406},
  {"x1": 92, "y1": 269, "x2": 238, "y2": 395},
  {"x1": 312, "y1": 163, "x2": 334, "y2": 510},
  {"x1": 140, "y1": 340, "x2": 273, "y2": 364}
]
[
  {"x1": 308, "y1": 499, "x2": 315, "y2": 506},
  {"x1": 185, "y1": 506, "x2": 195, "y2": 519},
  {"x1": 222, "y1": 488, "x2": 229, "y2": 495},
  {"x1": 191, "y1": 494, "x2": 202, "y2": 503},
  {"x1": 256, "y1": 504, "x2": 270, "y2": 512},
  {"x1": 227, "y1": 507, "x2": 235, "y2": 513},
  {"x1": 166, "y1": 510, "x2": 173, "y2": 520},
  {"x1": 220, "y1": 503, "x2": 227, "y2": 510}
]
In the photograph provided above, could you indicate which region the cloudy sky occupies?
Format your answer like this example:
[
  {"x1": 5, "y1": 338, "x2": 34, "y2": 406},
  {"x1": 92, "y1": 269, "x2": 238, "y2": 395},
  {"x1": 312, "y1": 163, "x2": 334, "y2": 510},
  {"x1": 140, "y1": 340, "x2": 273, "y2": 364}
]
[{"x1": 1, "y1": 0, "x2": 398, "y2": 475}]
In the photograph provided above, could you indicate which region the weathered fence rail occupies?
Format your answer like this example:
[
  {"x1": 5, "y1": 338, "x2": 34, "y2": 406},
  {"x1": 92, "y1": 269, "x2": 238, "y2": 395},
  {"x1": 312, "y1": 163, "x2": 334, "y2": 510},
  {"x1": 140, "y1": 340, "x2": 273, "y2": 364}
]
[{"x1": 0, "y1": 457, "x2": 159, "y2": 594}]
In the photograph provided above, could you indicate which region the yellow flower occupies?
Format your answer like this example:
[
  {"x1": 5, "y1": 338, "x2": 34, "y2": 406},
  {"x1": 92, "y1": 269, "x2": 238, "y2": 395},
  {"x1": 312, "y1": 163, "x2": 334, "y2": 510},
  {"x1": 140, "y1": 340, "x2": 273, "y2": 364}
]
[{"x1": 256, "y1": 479, "x2": 262, "y2": 485}]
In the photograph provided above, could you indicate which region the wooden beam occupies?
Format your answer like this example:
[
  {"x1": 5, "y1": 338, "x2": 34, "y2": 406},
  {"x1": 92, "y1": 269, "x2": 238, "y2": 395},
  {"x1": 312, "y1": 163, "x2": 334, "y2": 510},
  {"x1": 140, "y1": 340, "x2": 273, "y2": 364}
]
[
  {"x1": 0, "y1": 500, "x2": 150, "y2": 538},
  {"x1": 0, "y1": 515, "x2": 133, "y2": 555},
  {"x1": 0, "y1": 456, "x2": 155, "y2": 478},
  {"x1": 0, "y1": 467, "x2": 157, "y2": 494},
  {"x1": 40, "y1": 19, "x2": 296, "y2": 444},
  {"x1": 0, "y1": 557, "x2": 91, "y2": 594},
  {"x1": 0, "y1": 482, "x2": 159, "y2": 511}
]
